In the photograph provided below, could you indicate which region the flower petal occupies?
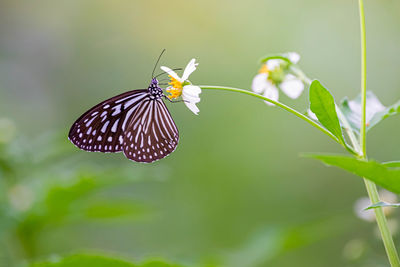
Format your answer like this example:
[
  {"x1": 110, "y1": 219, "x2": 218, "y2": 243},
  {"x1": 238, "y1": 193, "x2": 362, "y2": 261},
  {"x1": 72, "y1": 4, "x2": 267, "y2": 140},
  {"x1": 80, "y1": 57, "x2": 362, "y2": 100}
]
[
  {"x1": 182, "y1": 85, "x2": 201, "y2": 115},
  {"x1": 365, "y1": 97, "x2": 386, "y2": 122},
  {"x1": 348, "y1": 94, "x2": 386, "y2": 123},
  {"x1": 280, "y1": 74, "x2": 304, "y2": 99},
  {"x1": 354, "y1": 196, "x2": 375, "y2": 222},
  {"x1": 263, "y1": 82, "x2": 279, "y2": 106},
  {"x1": 251, "y1": 73, "x2": 268, "y2": 94},
  {"x1": 354, "y1": 190, "x2": 397, "y2": 222},
  {"x1": 160, "y1": 66, "x2": 180, "y2": 81},
  {"x1": 286, "y1": 52, "x2": 300, "y2": 64},
  {"x1": 181, "y1": 58, "x2": 198, "y2": 81},
  {"x1": 182, "y1": 85, "x2": 201, "y2": 103},
  {"x1": 266, "y1": 59, "x2": 282, "y2": 71},
  {"x1": 184, "y1": 102, "x2": 200, "y2": 115},
  {"x1": 183, "y1": 84, "x2": 201, "y2": 95}
]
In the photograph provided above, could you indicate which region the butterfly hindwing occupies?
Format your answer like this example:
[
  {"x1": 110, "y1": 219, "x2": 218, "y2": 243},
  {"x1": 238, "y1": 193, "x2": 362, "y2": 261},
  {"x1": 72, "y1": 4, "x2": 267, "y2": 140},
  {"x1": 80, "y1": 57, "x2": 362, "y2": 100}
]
[
  {"x1": 68, "y1": 89, "x2": 148, "y2": 152},
  {"x1": 122, "y1": 98, "x2": 179, "y2": 163}
]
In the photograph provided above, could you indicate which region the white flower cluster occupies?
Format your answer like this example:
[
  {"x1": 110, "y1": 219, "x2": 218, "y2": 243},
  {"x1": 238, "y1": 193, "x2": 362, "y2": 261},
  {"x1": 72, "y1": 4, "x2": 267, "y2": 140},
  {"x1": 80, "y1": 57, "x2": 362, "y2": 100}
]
[{"x1": 252, "y1": 52, "x2": 304, "y2": 105}]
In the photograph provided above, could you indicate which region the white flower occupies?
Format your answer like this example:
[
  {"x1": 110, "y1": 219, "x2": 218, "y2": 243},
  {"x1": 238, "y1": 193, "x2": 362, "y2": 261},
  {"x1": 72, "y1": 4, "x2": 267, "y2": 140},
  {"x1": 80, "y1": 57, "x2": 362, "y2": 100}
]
[
  {"x1": 266, "y1": 59, "x2": 281, "y2": 71},
  {"x1": 253, "y1": 74, "x2": 279, "y2": 106},
  {"x1": 347, "y1": 92, "x2": 386, "y2": 127},
  {"x1": 252, "y1": 52, "x2": 304, "y2": 105},
  {"x1": 181, "y1": 85, "x2": 201, "y2": 115},
  {"x1": 280, "y1": 74, "x2": 304, "y2": 99},
  {"x1": 160, "y1": 59, "x2": 202, "y2": 115},
  {"x1": 285, "y1": 52, "x2": 300, "y2": 64},
  {"x1": 354, "y1": 190, "x2": 397, "y2": 222}
]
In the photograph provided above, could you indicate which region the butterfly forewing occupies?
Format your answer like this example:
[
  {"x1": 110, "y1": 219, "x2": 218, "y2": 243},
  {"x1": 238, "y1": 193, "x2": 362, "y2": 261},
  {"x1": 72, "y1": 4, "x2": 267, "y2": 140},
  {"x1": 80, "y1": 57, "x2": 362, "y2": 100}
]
[
  {"x1": 68, "y1": 89, "x2": 148, "y2": 152},
  {"x1": 122, "y1": 98, "x2": 179, "y2": 163}
]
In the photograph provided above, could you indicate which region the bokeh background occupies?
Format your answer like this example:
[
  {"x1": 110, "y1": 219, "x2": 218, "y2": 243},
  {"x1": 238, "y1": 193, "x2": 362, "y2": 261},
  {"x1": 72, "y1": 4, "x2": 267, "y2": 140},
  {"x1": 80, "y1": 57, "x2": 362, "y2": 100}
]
[{"x1": 1, "y1": 0, "x2": 400, "y2": 266}]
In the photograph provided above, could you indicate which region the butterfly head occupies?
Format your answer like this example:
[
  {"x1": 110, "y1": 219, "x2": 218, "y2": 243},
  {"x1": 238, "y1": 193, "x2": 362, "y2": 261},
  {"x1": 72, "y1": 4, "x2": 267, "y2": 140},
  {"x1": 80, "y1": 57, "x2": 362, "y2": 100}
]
[
  {"x1": 148, "y1": 78, "x2": 164, "y2": 99},
  {"x1": 150, "y1": 77, "x2": 159, "y2": 86}
]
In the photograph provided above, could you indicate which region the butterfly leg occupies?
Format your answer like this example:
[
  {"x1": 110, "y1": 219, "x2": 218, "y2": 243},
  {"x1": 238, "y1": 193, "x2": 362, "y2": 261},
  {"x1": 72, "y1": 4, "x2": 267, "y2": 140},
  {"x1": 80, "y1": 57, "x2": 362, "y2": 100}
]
[{"x1": 164, "y1": 96, "x2": 188, "y2": 104}]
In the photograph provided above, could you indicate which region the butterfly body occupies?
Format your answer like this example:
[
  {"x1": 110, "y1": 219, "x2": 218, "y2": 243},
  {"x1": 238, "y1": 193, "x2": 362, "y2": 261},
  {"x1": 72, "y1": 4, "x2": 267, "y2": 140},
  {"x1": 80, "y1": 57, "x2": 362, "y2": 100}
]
[
  {"x1": 68, "y1": 78, "x2": 179, "y2": 163},
  {"x1": 147, "y1": 78, "x2": 165, "y2": 99}
]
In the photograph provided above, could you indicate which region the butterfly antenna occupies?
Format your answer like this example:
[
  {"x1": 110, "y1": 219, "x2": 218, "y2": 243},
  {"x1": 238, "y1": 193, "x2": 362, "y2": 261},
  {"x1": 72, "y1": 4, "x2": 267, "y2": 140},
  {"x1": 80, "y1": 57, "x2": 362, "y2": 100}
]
[
  {"x1": 152, "y1": 49, "x2": 166, "y2": 79},
  {"x1": 154, "y1": 67, "x2": 183, "y2": 79}
]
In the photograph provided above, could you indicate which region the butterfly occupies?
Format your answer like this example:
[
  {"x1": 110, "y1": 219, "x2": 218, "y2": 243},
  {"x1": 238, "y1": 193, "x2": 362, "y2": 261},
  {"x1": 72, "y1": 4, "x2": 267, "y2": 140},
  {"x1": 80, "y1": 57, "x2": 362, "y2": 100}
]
[{"x1": 68, "y1": 52, "x2": 180, "y2": 163}]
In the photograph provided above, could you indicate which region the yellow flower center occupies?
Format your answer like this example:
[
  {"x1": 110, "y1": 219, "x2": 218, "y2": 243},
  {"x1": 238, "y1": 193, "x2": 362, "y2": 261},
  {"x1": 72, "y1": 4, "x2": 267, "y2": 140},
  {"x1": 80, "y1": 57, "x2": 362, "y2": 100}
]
[
  {"x1": 258, "y1": 64, "x2": 269, "y2": 74},
  {"x1": 258, "y1": 64, "x2": 284, "y2": 84},
  {"x1": 166, "y1": 75, "x2": 183, "y2": 99}
]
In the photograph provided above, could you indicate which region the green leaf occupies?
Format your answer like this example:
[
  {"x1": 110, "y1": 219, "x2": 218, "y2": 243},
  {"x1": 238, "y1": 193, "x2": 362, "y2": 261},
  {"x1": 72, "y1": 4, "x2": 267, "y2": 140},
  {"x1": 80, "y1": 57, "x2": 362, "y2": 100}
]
[
  {"x1": 30, "y1": 254, "x2": 185, "y2": 267},
  {"x1": 383, "y1": 161, "x2": 400, "y2": 168},
  {"x1": 306, "y1": 154, "x2": 400, "y2": 194},
  {"x1": 309, "y1": 80, "x2": 344, "y2": 144},
  {"x1": 223, "y1": 217, "x2": 349, "y2": 267},
  {"x1": 224, "y1": 227, "x2": 286, "y2": 267},
  {"x1": 140, "y1": 260, "x2": 184, "y2": 267},
  {"x1": 80, "y1": 200, "x2": 146, "y2": 220},
  {"x1": 368, "y1": 99, "x2": 400, "y2": 131},
  {"x1": 339, "y1": 91, "x2": 387, "y2": 132},
  {"x1": 44, "y1": 176, "x2": 99, "y2": 220},
  {"x1": 365, "y1": 201, "x2": 400, "y2": 210},
  {"x1": 31, "y1": 254, "x2": 137, "y2": 267}
]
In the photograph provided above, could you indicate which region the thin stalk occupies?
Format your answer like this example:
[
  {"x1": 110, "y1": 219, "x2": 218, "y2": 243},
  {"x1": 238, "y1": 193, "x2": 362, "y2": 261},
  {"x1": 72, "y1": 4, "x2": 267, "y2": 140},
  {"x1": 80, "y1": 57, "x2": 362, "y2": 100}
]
[
  {"x1": 358, "y1": 0, "x2": 400, "y2": 266},
  {"x1": 348, "y1": 136, "x2": 400, "y2": 267},
  {"x1": 292, "y1": 25, "x2": 399, "y2": 264},
  {"x1": 200, "y1": 85, "x2": 339, "y2": 143},
  {"x1": 290, "y1": 65, "x2": 312, "y2": 85},
  {"x1": 359, "y1": 0, "x2": 367, "y2": 156},
  {"x1": 364, "y1": 180, "x2": 400, "y2": 267}
]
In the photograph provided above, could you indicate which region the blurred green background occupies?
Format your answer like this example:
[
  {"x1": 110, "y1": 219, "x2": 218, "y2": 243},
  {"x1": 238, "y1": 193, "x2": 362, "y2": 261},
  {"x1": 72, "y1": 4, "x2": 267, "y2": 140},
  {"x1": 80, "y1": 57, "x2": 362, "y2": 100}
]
[{"x1": 1, "y1": 0, "x2": 400, "y2": 266}]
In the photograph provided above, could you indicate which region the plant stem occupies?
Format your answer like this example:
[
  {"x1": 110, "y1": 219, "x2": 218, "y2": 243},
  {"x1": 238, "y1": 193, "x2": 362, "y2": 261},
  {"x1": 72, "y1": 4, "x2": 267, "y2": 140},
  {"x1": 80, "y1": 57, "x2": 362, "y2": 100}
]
[
  {"x1": 358, "y1": 1, "x2": 400, "y2": 266},
  {"x1": 290, "y1": 65, "x2": 312, "y2": 85},
  {"x1": 347, "y1": 137, "x2": 400, "y2": 266},
  {"x1": 364, "y1": 180, "x2": 400, "y2": 267},
  {"x1": 201, "y1": 5, "x2": 398, "y2": 261},
  {"x1": 200, "y1": 85, "x2": 339, "y2": 143},
  {"x1": 359, "y1": 0, "x2": 367, "y2": 156}
]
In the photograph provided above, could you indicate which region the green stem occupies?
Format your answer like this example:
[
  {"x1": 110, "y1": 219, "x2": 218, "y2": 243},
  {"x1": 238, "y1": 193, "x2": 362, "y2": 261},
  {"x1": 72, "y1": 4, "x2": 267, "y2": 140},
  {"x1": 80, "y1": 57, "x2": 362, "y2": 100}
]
[
  {"x1": 348, "y1": 137, "x2": 400, "y2": 266},
  {"x1": 290, "y1": 26, "x2": 399, "y2": 264},
  {"x1": 359, "y1": 0, "x2": 367, "y2": 157},
  {"x1": 364, "y1": 180, "x2": 400, "y2": 267},
  {"x1": 290, "y1": 65, "x2": 312, "y2": 85},
  {"x1": 358, "y1": 1, "x2": 400, "y2": 266},
  {"x1": 200, "y1": 85, "x2": 339, "y2": 143}
]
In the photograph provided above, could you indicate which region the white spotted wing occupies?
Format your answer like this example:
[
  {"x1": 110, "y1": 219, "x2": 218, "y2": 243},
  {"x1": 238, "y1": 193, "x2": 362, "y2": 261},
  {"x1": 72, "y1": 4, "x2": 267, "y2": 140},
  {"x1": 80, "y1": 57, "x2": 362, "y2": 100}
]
[
  {"x1": 68, "y1": 89, "x2": 148, "y2": 152},
  {"x1": 122, "y1": 98, "x2": 179, "y2": 163}
]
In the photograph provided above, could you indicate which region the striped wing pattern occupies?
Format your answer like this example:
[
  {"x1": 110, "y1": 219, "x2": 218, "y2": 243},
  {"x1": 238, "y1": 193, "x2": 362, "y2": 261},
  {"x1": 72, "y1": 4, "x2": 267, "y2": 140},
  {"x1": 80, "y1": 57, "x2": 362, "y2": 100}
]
[
  {"x1": 68, "y1": 90, "x2": 148, "y2": 153},
  {"x1": 123, "y1": 98, "x2": 179, "y2": 163}
]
